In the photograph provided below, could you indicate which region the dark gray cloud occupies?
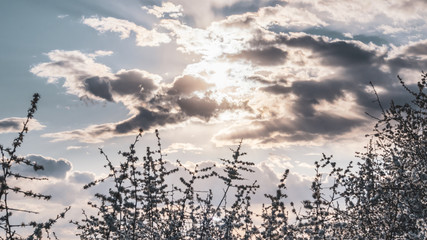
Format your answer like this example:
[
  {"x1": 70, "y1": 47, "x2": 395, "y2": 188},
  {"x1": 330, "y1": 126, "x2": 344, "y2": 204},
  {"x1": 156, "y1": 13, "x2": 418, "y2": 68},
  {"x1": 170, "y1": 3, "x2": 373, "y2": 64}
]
[
  {"x1": 386, "y1": 46, "x2": 427, "y2": 76},
  {"x1": 277, "y1": 34, "x2": 378, "y2": 66},
  {"x1": 111, "y1": 70, "x2": 159, "y2": 99},
  {"x1": 82, "y1": 70, "x2": 161, "y2": 102},
  {"x1": 254, "y1": 33, "x2": 420, "y2": 111},
  {"x1": 230, "y1": 46, "x2": 288, "y2": 65},
  {"x1": 217, "y1": 111, "x2": 365, "y2": 145},
  {"x1": 290, "y1": 113, "x2": 363, "y2": 135},
  {"x1": 259, "y1": 79, "x2": 357, "y2": 118},
  {"x1": 168, "y1": 75, "x2": 213, "y2": 95},
  {"x1": 260, "y1": 84, "x2": 291, "y2": 95},
  {"x1": 247, "y1": 74, "x2": 273, "y2": 84},
  {"x1": 177, "y1": 96, "x2": 219, "y2": 119},
  {"x1": 84, "y1": 76, "x2": 113, "y2": 101},
  {"x1": 291, "y1": 80, "x2": 346, "y2": 117},
  {"x1": 14, "y1": 155, "x2": 72, "y2": 179},
  {"x1": 115, "y1": 107, "x2": 185, "y2": 134},
  {"x1": 406, "y1": 42, "x2": 427, "y2": 55},
  {"x1": 267, "y1": 114, "x2": 363, "y2": 139},
  {"x1": 0, "y1": 119, "x2": 20, "y2": 132}
]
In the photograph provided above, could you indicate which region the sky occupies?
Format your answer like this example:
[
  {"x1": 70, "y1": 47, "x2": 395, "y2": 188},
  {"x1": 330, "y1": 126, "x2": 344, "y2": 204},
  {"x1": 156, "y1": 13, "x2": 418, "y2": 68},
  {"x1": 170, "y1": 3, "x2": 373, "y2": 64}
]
[{"x1": 1, "y1": 0, "x2": 427, "y2": 238}]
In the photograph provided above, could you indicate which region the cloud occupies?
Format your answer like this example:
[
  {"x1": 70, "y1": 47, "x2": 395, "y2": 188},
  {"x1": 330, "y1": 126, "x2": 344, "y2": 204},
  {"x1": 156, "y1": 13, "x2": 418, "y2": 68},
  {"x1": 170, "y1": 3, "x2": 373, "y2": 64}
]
[
  {"x1": 66, "y1": 146, "x2": 86, "y2": 150},
  {"x1": 32, "y1": 2, "x2": 427, "y2": 147},
  {"x1": 30, "y1": 50, "x2": 114, "y2": 100},
  {"x1": 205, "y1": 24, "x2": 426, "y2": 147},
  {"x1": 83, "y1": 16, "x2": 171, "y2": 47},
  {"x1": 404, "y1": 40, "x2": 427, "y2": 55},
  {"x1": 260, "y1": 84, "x2": 291, "y2": 95},
  {"x1": 13, "y1": 154, "x2": 72, "y2": 179},
  {"x1": 142, "y1": 2, "x2": 184, "y2": 19},
  {"x1": 111, "y1": 69, "x2": 160, "y2": 100},
  {"x1": 274, "y1": 33, "x2": 379, "y2": 67},
  {"x1": 159, "y1": 19, "x2": 216, "y2": 55},
  {"x1": 255, "y1": 4, "x2": 327, "y2": 29},
  {"x1": 157, "y1": 0, "x2": 243, "y2": 27},
  {"x1": 213, "y1": 111, "x2": 365, "y2": 148},
  {"x1": 84, "y1": 76, "x2": 113, "y2": 101},
  {"x1": 177, "y1": 96, "x2": 219, "y2": 119},
  {"x1": 230, "y1": 46, "x2": 288, "y2": 66},
  {"x1": 68, "y1": 171, "x2": 96, "y2": 184},
  {"x1": 264, "y1": 153, "x2": 294, "y2": 170},
  {"x1": 31, "y1": 50, "x2": 248, "y2": 143},
  {"x1": 42, "y1": 123, "x2": 116, "y2": 143},
  {"x1": 113, "y1": 107, "x2": 185, "y2": 134},
  {"x1": 163, "y1": 142, "x2": 203, "y2": 154},
  {"x1": 287, "y1": 0, "x2": 426, "y2": 27},
  {"x1": 57, "y1": 14, "x2": 69, "y2": 19},
  {"x1": 29, "y1": 51, "x2": 172, "y2": 142},
  {"x1": 167, "y1": 75, "x2": 213, "y2": 95},
  {"x1": 0, "y1": 117, "x2": 45, "y2": 134},
  {"x1": 253, "y1": 161, "x2": 313, "y2": 203},
  {"x1": 378, "y1": 25, "x2": 406, "y2": 35}
]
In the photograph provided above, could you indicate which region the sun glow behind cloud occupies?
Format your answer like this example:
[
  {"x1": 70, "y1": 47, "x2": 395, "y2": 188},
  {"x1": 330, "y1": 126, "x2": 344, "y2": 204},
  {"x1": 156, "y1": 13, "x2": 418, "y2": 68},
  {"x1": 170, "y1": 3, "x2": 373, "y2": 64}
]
[{"x1": 28, "y1": 1, "x2": 427, "y2": 149}]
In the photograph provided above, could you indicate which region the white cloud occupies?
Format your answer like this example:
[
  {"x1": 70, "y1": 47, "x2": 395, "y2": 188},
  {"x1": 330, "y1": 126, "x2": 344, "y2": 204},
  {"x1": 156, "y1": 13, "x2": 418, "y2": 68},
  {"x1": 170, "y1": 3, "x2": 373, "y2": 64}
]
[
  {"x1": 30, "y1": 50, "x2": 114, "y2": 100},
  {"x1": 264, "y1": 153, "x2": 294, "y2": 170},
  {"x1": 169, "y1": 0, "x2": 242, "y2": 27},
  {"x1": 163, "y1": 142, "x2": 203, "y2": 154},
  {"x1": 256, "y1": 5, "x2": 327, "y2": 28},
  {"x1": 378, "y1": 25, "x2": 406, "y2": 35},
  {"x1": 142, "y1": 2, "x2": 184, "y2": 18},
  {"x1": 66, "y1": 145, "x2": 86, "y2": 150},
  {"x1": 297, "y1": 162, "x2": 313, "y2": 168},
  {"x1": 82, "y1": 17, "x2": 171, "y2": 47},
  {"x1": 88, "y1": 50, "x2": 114, "y2": 58},
  {"x1": 67, "y1": 171, "x2": 96, "y2": 184},
  {"x1": 159, "y1": 19, "x2": 213, "y2": 55},
  {"x1": 42, "y1": 123, "x2": 116, "y2": 143}
]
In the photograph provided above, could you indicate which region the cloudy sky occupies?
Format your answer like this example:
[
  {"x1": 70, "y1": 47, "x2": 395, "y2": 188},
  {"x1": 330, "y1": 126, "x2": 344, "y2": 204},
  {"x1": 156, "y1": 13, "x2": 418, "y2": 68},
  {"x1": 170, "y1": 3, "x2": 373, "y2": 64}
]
[{"x1": 1, "y1": 0, "x2": 427, "y2": 238}]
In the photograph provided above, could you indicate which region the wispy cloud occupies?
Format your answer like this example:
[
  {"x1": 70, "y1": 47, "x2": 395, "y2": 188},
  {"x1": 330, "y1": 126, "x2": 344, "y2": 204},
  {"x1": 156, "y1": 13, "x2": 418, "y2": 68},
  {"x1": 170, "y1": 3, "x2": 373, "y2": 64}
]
[
  {"x1": 82, "y1": 17, "x2": 171, "y2": 47},
  {"x1": 163, "y1": 142, "x2": 203, "y2": 154},
  {"x1": 66, "y1": 146, "x2": 86, "y2": 151},
  {"x1": 57, "y1": 14, "x2": 69, "y2": 19},
  {"x1": 142, "y1": 2, "x2": 184, "y2": 19}
]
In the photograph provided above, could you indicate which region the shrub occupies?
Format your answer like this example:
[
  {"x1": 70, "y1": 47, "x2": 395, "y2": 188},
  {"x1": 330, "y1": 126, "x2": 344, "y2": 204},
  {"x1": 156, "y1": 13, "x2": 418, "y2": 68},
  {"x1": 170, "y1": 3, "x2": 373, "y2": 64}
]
[{"x1": 74, "y1": 73, "x2": 426, "y2": 239}]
